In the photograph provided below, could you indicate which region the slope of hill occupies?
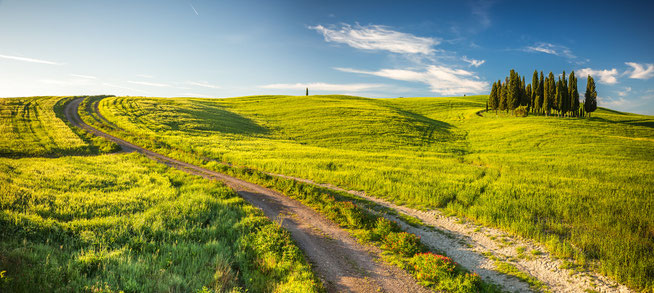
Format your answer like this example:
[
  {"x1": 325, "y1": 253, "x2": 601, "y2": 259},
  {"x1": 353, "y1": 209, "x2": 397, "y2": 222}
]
[
  {"x1": 96, "y1": 94, "x2": 654, "y2": 290},
  {"x1": 0, "y1": 97, "x2": 88, "y2": 156},
  {"x1": 0, "y1": 97, "x2": 322, "y2": 292}
]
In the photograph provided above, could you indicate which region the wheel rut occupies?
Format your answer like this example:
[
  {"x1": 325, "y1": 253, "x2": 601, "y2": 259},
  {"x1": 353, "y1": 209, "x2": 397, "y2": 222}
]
[{"x1": 64, "y1": 97, "x2": 428, "y2": 293}]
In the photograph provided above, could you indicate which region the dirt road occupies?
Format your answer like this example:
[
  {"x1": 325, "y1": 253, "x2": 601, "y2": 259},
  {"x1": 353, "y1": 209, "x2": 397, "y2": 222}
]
[
  {"x1": 64, "y1": 97, "x2": 428, "y2": 293},
  {"x1": 270, "y1": 173, "x2": 632, "y2": 293}
]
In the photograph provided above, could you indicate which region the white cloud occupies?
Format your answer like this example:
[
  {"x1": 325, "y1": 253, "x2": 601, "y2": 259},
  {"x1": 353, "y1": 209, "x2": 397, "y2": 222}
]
[
  {"x1": 0, "y1": 54, "x2": 63, "y2": 65},
  {"x1": 336, "y1": 66, "x2": 488, "y2": 95},
  {"x1": 524, "y1": 42, "x2": 575, "y2": 59},
  {"x1": 70, "y1": 74, "x2": 97, "y2": 79},
  {"x1": 462, "y1": 56, "x2": 485, "y2": 67},
  {"x1": 260, "y1": 82, "x2": 387, "y2": 92},
  {"x1": 617, "y1": 87, "x2": 631, "y2": 97},
  {"x1": 187, "y1": 81, "x2": 221, "y2": 89},
  {"x1": 598, "y1": 96, "x2": 629, "y2": 107},
  {"x1": 577, "y1": 68, "x2": 619, "y2": 84},
  {"x1": 625, "y1": 62, "x2": 654, "y2": 79},
  {"x1": 310, "y1": 24, "x2": 439, "y2": 55},
  {"x1": 127, "y1": 80, "x2": 171, "y2": 87}
]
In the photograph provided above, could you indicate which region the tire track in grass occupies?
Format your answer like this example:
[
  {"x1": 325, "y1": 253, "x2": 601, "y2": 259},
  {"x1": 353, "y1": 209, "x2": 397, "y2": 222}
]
[{"x1": 65, "y1": 97, "x2": 428, "y2": 293}]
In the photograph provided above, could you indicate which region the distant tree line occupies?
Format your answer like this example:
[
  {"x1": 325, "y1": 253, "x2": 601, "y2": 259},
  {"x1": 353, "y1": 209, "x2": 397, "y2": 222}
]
[{"x1": 487, "y1": 69, "x2": 598, "y2": 117}]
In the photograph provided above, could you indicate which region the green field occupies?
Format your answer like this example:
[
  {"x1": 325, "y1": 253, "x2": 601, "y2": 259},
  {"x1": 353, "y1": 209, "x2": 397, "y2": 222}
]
[
  {"x1": 92, "y1": 95, "x2": 654, "y2": 290},
  {"x1": 0, "y1": 96, "x2": 118, "y2": 157},
  {"x1": 0, "y1": 97, "x2": 321, "y2": 292}
]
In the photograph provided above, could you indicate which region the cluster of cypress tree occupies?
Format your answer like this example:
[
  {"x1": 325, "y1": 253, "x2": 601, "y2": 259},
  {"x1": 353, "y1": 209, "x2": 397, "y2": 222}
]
[{"x1": 487, "y1": 69, "x2": 598, "y2": 117}]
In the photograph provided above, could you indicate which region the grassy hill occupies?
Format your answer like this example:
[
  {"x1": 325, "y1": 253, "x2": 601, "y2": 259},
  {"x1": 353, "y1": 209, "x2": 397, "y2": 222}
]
[
  {"x1": 0, "y1": 97, "x2": 321, "y2": 292},
  {"x1": 96, "y1": 94, "x2": 654, "y2": 290}
]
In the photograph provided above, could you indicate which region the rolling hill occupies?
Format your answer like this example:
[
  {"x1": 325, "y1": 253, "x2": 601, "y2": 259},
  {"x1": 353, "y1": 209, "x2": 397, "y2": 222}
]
[{"x1": 93, "y1": 94, "x2": 654, "y2": 290}]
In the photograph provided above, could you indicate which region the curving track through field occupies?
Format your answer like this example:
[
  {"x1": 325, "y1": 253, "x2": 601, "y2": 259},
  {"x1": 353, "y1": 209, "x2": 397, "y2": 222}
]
[{"x1": 64, "y1": 97, "x2": 428, "y2": 293}]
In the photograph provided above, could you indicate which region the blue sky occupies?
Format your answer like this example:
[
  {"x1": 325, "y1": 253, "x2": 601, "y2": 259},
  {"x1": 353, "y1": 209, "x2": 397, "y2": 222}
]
[{"x1": 1, "y1": 0, "x2": 653, "y2": 114}]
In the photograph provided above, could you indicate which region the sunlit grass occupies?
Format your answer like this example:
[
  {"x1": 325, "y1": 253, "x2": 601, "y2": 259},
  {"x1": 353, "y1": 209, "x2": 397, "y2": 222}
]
[
  {"x1": 94, "y1": 94, "x2": 653, "y2": 290},
  {"x1": 0, "y1": 97, "x2": 90, "y2": 156},
  {"x1": 0, "y1": 153, "x2": 322, "y2": 292}
]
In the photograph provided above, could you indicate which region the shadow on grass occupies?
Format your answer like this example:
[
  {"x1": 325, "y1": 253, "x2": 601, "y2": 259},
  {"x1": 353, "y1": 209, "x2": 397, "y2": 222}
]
[
  {"x1": 589, "y1": 116, "x2": 654, "y2": 129},
  {"x1": 168, "y1": 99, "x2": 270, "y2": 135}
]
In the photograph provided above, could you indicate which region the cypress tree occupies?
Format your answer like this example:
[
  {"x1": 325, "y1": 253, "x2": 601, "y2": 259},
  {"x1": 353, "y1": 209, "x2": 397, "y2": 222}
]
[
  {"x1": 543, "y1": 75, "x2": 550, "y2": 116},
  {"x1": 553, "y1": 77, "x2": 560, "y2": 112},
  {"x1": 558, "y1": 78, "x2": 569, "y2": 117},
  {"x1": 488, "y1": 82, "x2": 499, "y2": 111},
  {"x1": 543, "y1": 73, "x2": 553, "y2": 116},
  {"x1": 500, "y1": 81, "x2": 508, "y2": 111},
  {"x1": 584, "y1": 75, "x2": 597, "y2": 117},
  {"x1": 526, "y1": 84, "x2": 532, "y2": 111},
  {"x1": 508, "y1": 70, "x2": 520, "y2": 111},
  {"x1": 531, "y1": 70, "x2": 539, "y2": 113},
  {"x1": 547, "y1": 72, "x2": 556, "y2": 114},
  {"x1": 555, "y1": 77, "x2": 563, "y2": 116},
  {"x1": 569, "y1": 71, "x2": 579, "y2": 117},
  {"x1": 521, "y1": 76, "x2": 527, "y2": 106},
  {"x1": 539, "y1": 71, "x2": 545, "y2": 114},
  {"x1": 561, "y1": 71, "x2": 569, "y2": 117},
  {"x1": 306, "y1": 88, "x2": 309, "y2": 96}
]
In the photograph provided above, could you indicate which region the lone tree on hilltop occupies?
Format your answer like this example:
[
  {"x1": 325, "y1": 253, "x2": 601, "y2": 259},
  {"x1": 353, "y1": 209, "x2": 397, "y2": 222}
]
[
  {"x1": 306, "y1": 88, "x2": 309, "y2": 96},
  {"x1": 584, "y1": 75, "x2": 597, "y2": 117}
]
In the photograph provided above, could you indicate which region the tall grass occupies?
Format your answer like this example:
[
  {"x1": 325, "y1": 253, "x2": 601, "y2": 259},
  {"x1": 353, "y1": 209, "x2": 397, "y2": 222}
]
[
  {"x1": 93, "y1": 94, "x2": 653, "y2": 290},
  {"x1": 0, "y1": 96, "x2": 118, "y2": 157},
  {"x1": 0, "y1": 153, "x2": 322, "y2": 292}
]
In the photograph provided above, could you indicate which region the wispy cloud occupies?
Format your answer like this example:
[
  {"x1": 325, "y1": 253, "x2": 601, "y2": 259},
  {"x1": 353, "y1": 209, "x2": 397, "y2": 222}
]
[
  {"x1": 524, "y1": 42, "x2": 576, "y2": 59},
  {"x1": 625, "y1": 62, "x2": 654, "y2": 79},
  {"x1": 128, "y1": 80, "x2": 171, "y2": 87},
  {"x1": 311, "y1": 23, "x2": 488, "y2": 95},
  {"x1": 598, "y1": 93, "x2": 654, "y2": 115},
  {"x1": 461, "y1": 56, "x2": 485, "y2": 67},
  {"x1": 577, "y1": 68, "x2": 619, "y2": 84},
  {"x1": 70, "y1": 74, "x2": 96, "y2": 79},
  {"x1": 336, "y1": 66, "x2": 488, "y2": 95},
  {"x1": 599, "y1": 96, "x2": 629, "y2": 107},
  {"x1": 470, "y1": 0, "x2": 494, "y2": 29},
  {"x1": 260, "y1": 82, "x2": 387, "y2": 92},
  {"x1": 40, "y1": 78, "x2": 92, "y2": 86},
  {"x1": 0, "y1": 54, "x2": 63, "y2": 65},
  {"x1": 187, "y1": 81, "x2": 221, "y2": 89},
  {"x1": 190, "y1": 4, "x2": 199, "y2": 16},
  {"x1": 310, "y1": 24, "x2": 439, "y2": 55},
  {"x1": 136, "y1": 74, "x2": 154, "y2": 78},
  {"x1": 617, "y1": 87, "x2": 631, "y2": 97}
]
